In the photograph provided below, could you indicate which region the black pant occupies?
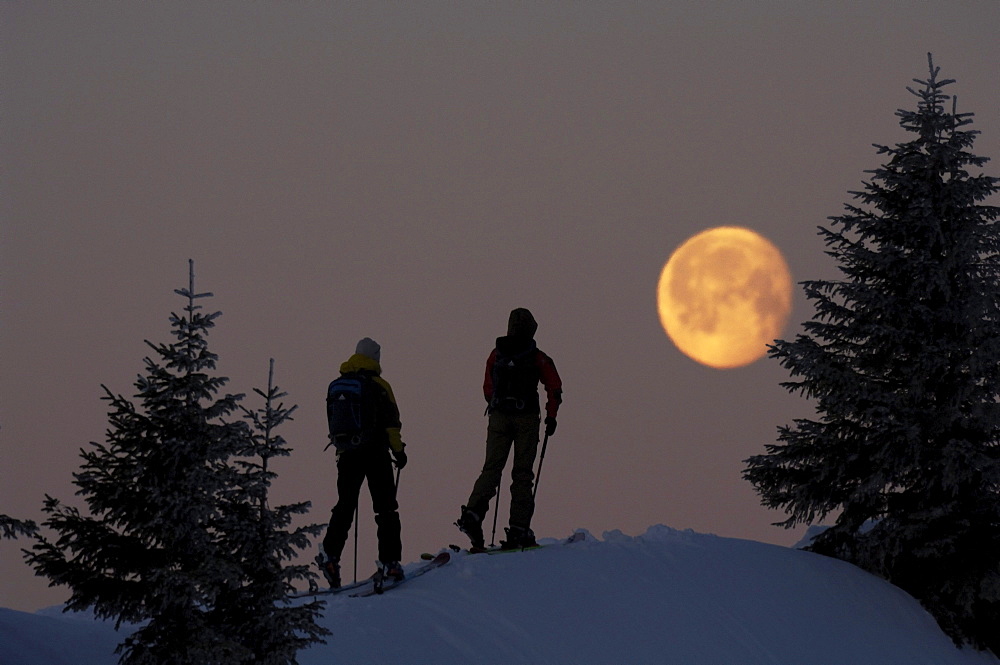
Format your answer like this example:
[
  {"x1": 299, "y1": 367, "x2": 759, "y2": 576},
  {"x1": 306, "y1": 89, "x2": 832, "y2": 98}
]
[{"x1": 323, "y1": 446, "x2": 402, "y2": 563}]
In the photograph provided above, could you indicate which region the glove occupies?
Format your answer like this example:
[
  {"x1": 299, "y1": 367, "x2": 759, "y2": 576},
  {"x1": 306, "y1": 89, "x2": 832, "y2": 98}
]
[
  {"x1": 544, "y1": 416, "x2": 557, "y2": 437},
  {"x1": 392, "y1": 448, "x2": 408, "y2": 470}
]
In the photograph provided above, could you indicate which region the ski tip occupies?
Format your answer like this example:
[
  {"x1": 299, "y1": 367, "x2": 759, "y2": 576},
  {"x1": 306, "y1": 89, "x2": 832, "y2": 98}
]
[{"x1": 422, "y1": 550, "x2": 455, "y2": 561}]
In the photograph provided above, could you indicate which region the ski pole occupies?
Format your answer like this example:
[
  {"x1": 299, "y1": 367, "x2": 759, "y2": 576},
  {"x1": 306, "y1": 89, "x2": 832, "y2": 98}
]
[
  {"x1": 533, "y1": 432, "x2": 550, "y2": 501},
  {"x1": 353, "y1": 504, "x2": 359, "y2": 584},
  {"x1": 490, "y1": 477, "x2": 502, "y2": 547}
]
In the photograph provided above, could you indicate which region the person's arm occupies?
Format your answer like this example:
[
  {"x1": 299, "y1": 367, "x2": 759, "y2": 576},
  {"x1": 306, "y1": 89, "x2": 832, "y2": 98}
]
[
  {"x1": 374, "y1": 376, "x2": 404, "y2": 453},
  {"x1": 483, "y1": 348, "x2": 498, "y2": 404},
  {"x1": 536, "y1": 351, "x2": 562, "y2": 420}
]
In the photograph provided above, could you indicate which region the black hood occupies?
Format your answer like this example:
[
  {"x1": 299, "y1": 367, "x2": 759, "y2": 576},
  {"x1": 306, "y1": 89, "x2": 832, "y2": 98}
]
[{"x1": 507, "y1": 308, "x2": 537, "y2": 338}]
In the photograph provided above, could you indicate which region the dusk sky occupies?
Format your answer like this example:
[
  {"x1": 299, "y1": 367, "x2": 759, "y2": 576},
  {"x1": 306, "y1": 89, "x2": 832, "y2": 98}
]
[{"x1": 3, "y1": 2, "x2": 999, "y2": 612}]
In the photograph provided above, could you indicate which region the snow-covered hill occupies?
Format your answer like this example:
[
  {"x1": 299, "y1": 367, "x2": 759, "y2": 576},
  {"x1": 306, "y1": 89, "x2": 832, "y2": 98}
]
[{"x1": 1, "y1": 526, "x2": 996, "y2": 665}]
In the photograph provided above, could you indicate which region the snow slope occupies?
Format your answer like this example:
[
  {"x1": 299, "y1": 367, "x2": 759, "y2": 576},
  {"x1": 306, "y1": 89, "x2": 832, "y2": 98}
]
[{"x1": 2, "y1": 526, "x2": 996, "y2": 665}]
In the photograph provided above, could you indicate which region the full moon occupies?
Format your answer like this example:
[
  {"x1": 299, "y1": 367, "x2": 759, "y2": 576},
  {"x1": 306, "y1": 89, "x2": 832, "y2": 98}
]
[{"x1": 657, "y1": 226, "x2": 793, "y2": 369}]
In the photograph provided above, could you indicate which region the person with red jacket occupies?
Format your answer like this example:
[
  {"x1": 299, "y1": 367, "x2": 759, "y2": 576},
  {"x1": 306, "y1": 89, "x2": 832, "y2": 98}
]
[{"x1": 457, "y1": 308, "x2": 562, "y2": 551}]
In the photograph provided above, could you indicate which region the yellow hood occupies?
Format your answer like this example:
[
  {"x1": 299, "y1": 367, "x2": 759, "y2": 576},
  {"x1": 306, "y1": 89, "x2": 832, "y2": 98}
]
[{"x1": 340, "y1": 353, "x2": 382, "y2": 376}]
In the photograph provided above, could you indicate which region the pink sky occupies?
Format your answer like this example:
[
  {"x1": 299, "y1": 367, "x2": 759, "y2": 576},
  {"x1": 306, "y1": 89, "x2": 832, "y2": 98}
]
[{"x1": 3, "y1": 2, "x2": 999, "y2": 612}]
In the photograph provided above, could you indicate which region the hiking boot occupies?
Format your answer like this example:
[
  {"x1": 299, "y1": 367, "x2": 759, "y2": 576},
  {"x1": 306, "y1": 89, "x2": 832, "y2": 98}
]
[
  {"x1": 456, "y1": 506, "x2": 485, "y2": 550},
  {"x1": 500, "y1": 526, "x2": 537, "y2": 550},
  {"x1": 382, "y1": 561, "x2": 405, "y2": 582},
  {"x1": 317, "y1": 552, "x2": 341, "y2": 589}
]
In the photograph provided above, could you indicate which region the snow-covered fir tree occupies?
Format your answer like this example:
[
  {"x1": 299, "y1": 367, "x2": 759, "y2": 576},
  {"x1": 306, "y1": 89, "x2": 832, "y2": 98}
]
[
  {"x1": 26, "y1": 262, "x2": 325, "y2": 664},
  {"x1": 210, "y1": 358, "x2": 328, "y2": 663},
  {"x1": 744, "y1": 56, "x2": 1000, "y2": 654}
]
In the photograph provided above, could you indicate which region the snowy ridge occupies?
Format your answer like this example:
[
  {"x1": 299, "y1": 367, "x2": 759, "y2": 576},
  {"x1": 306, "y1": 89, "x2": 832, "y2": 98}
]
[{"x1": 2, "y1": 526, "x2": 996, "y2": 665}]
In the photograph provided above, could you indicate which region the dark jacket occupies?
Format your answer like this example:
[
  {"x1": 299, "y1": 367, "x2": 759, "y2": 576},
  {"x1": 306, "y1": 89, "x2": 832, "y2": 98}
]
[
  {"x1": 338, "y1": 353, "x2": 404, "y2": 453},
  {"x1": 484, "y1": 335, "x2": 562, "y2": 418}
]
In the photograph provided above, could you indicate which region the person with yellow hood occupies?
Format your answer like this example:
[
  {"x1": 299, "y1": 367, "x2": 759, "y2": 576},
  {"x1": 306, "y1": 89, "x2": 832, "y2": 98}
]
[{"x1": 319, "y1": 337, "x2": 407, "y2": 587}]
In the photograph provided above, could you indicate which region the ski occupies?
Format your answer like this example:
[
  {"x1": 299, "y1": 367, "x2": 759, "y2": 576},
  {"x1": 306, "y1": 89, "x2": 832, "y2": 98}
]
[
  {"x1": 288, "y1": 573, "x2": 377, "y2": 599},
  {"x1": 421, "y1": 544, "x2": 463, "y2": 560},
  {"x1": 350, "y1": 551, "x2": 451, "y2": 598},
  {"x1": 426, "y1": 530, "x2": 586, "y2": 559},
  {"x1": 288, "y1": 551, "x2": 379, "y2": 598},
  {"x1": 488, "y1": 530, "x2": 585, "y2": 555}
]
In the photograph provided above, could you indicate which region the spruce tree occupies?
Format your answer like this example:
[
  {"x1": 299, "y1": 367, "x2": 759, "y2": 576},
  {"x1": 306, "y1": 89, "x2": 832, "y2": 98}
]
[
  {"x1": 1, "y1": 514, "x2": 37, "y2": 540},
  {"x1": 209, "y1": 359, "x2": 328, "y2": 663},
  {"x1": 2, "y1": 437, "x2": 38, "y2": 539},
  {"x1": 744, "y1": 55, "x2": 1000, "y2": 653},
  {"x1": 27, "y1": 262, "x2": 324, "y2": 663}
]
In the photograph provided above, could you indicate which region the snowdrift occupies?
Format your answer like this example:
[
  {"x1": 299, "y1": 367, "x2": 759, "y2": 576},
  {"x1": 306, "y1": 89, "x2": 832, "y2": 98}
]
[{"x1": 2, "y1": 526, "x2": 996, "y2": 664}]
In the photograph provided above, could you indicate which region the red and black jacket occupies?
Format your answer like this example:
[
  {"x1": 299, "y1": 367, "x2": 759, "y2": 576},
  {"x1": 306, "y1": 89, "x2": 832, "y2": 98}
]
[{"x1": 484, "y1": 335, "x2": 562, "y2": 418}]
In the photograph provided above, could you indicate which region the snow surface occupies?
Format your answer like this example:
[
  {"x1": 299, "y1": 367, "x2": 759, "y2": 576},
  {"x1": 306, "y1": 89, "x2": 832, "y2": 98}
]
[{"x1": 1, "y1": 525, "x2": 996, "y2": 665}]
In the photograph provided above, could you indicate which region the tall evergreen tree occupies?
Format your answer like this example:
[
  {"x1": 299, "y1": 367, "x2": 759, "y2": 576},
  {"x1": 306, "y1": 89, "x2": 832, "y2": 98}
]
[
  {"x1": 744, "y1": 56, "x2": 1000, "y2": 654},
  {"x1": 26, "y1": 262, "x2": 324, "y2": 663},
  {"x1": 210, "y1": 359, "x2": 328, "y2": 663}
]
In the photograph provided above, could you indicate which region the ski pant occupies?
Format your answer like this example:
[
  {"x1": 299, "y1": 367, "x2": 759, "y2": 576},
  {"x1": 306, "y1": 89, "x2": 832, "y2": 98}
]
[
  {"x1": 324, "y1": 446, "x2": 402, "y2": 564},
  {"x1": 466, "y1": 410, "x2": 540, "y2": 530}
]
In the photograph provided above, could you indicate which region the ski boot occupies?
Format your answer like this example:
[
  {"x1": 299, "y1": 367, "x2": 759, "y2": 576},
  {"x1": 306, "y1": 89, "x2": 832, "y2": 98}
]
[
  {"x1": 316, "y1": 550, "x2": 341, "y2": 589},
  {"x1": 500, "y1": 525, "x2": 537, "y2": 551},
  {"x1": 455, "y1": 506, "x2": 487, "y2": 553},
  {"x1": 372, "y1": 560, "x2": 404, "y2": 594},
  {"x1": 382, "y1": 560, "x2": 405, "y2": 583}
]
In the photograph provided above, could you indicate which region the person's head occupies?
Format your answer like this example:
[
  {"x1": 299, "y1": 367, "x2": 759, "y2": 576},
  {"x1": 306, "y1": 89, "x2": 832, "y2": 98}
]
[
  {"x1": 355, "y1": 337, "x2": 381, "y2": 362},
  {"x1": 507, "y1": 308, "x2": 537, "y2": 339}
]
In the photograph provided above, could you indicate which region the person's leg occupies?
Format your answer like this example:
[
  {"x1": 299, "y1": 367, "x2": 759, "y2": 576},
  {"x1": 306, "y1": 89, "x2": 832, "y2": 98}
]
[
  {"x1": 367, "y1": 448, "x2": 402, "y2": 565},
  {"x1": 321, "y1": 453, "x2": 365, "y2": 585},
  {"x1": 507, "y1": 413, "x2": 540, "y2": 542},
  {"x1": 459, "y1": 412, "x2": 514, "y2": 548},
  {"x1": 466, "y1": 412, "x2": 515, "y2": 518}
]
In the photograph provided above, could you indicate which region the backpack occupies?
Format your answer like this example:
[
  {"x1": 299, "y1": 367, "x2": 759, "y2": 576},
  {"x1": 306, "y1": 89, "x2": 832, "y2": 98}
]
[
  {"x1": 326, "y1": 374, "x2": 377, "y2": 451},
  {"x1": 490, "y1": 343, "x2": 541, "y2": 412}
]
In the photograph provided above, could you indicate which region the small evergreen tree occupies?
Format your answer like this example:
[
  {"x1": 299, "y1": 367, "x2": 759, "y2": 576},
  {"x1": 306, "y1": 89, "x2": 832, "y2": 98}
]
[
  {"x1": 26, "y1": 262, "x2": 325, "y2": 664},
  {"x1": 210, "y1": 359, "x2": 328, "y2": 663},
  {"x1": 744, "y1": 55, "x2": 1000, "y2": 654}
]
